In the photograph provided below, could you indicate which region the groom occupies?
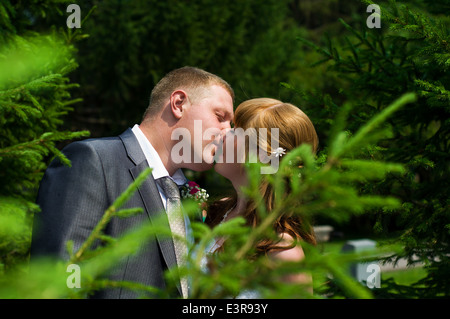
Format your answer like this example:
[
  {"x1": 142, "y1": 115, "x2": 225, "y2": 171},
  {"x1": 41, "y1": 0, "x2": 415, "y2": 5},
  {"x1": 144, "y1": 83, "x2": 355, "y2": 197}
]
[{"x1": 30, "y1": 66, "x2": 234, "y2": 298}]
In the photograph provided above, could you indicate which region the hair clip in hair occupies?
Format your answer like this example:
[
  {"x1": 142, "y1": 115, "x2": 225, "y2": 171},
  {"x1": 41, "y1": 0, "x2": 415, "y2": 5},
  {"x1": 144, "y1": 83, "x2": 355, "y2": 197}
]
[{"x1": 271, "y1": 147, "x2": 286, "y2": 158}]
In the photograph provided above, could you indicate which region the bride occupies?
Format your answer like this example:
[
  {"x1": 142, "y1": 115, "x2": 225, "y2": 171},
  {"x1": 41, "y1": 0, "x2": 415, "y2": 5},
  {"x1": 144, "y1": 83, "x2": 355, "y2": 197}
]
[{"x1": 204, "y1": 98, "x2": 319, "y2": 297}]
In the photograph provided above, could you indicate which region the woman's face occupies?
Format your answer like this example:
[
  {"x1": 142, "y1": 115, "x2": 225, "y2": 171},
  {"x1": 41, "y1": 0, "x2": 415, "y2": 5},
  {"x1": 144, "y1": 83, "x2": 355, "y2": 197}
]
[{"x1": 213, "y1": 128, "x2": 247, "y2": 184}]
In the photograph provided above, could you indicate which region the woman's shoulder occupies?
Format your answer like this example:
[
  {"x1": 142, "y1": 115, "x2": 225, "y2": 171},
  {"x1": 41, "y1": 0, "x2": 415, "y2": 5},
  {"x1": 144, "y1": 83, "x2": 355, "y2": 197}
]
[{"x1": 268, "y1": 233, "x2": 306, "y2": 262}]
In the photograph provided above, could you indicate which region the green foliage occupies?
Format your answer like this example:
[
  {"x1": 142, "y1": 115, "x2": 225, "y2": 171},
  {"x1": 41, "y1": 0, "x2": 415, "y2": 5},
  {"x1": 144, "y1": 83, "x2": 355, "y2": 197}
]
[
  {"x1": 0, "y1": 0, "x2": 89, "y2": 272},
  {"x1": 64, "y1": 0, "x2": 303, "y2": 136},
  {"x1": 292, "y1": 0, "x2": 449, "y2": 298}
]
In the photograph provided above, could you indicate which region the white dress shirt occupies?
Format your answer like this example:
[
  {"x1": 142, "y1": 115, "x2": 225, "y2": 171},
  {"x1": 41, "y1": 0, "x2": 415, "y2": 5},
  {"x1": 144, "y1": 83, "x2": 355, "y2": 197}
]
[{"x1": 131, "y1": 124, "x2": 187, "y2": 207}]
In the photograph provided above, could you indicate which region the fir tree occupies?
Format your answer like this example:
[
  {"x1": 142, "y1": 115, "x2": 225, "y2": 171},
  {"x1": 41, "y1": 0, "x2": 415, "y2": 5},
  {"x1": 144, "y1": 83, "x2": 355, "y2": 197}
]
[
  {"x1": 294, "y1": 0, "x2": 449, "y2": 298},
  {"x1": 0, "y1": 1, "x2": 89, "y2": 272}
]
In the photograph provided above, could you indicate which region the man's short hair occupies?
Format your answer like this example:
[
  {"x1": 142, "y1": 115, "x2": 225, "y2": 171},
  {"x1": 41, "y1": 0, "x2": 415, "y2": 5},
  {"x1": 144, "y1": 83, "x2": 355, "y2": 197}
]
[{"x1": 143, "y1": 66, "x2": 234, "y2": 120}]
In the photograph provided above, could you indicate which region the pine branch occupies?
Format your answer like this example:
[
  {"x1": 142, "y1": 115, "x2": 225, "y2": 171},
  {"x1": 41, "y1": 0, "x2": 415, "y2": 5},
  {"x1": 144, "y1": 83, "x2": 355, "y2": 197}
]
[{"x1": 332, "y1": 92, "x2": 417, "y2": 158}]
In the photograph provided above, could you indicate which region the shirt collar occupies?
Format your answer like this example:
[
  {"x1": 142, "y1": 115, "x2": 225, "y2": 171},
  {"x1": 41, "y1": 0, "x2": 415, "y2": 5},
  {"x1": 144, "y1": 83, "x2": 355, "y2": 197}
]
[{"x1": 131, "y1": 124, "x2": 187, "y2": 186}]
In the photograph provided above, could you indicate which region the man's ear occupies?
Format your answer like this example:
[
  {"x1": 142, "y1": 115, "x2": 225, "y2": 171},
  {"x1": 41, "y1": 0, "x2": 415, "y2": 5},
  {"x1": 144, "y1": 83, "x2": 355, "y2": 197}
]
[{"x1": 170, "y1": 90, "x2": 188, "y2": 119}]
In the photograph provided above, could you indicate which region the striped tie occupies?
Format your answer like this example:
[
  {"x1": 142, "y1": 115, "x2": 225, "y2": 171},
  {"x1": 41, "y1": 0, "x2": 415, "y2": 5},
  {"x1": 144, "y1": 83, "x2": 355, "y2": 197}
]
[{"x1": 158, "y1": 176, "x2": 188, "y2": 298}]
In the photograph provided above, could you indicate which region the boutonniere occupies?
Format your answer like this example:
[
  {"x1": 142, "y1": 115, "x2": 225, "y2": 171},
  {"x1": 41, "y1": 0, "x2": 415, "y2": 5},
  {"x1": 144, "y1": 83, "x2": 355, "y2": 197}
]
[
  {"x1": 180, "y1": 181, "x2": 209, "y2": 222},
  {"x1": 180, "y1": 181, "x2": 209, "y2": 202}
]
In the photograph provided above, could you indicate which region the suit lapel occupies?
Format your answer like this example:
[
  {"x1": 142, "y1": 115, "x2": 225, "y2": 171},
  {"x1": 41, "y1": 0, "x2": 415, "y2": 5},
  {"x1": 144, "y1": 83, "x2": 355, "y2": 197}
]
[
  {"x1": 119, "y1": 129, "x2": 179, "y2": 274},
  {"x1": 129, "y1": 162, "x2": 178, "y2": 270}
]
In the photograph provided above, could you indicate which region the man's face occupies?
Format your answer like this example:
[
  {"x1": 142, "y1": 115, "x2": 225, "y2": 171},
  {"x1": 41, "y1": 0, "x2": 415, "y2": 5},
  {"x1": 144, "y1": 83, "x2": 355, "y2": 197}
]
[{"x1": 176, "y1": 85, "x2": 234, "y2": 171}]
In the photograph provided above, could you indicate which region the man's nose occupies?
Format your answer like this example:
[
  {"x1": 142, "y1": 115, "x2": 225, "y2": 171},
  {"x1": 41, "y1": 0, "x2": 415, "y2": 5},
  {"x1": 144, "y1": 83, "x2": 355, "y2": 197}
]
[
  {"x1": 221, "y1": 127, "x2": 232, "y2": 137},
  {"x1": 221, "y1": 120, "x2": 232, "y2": 130}
]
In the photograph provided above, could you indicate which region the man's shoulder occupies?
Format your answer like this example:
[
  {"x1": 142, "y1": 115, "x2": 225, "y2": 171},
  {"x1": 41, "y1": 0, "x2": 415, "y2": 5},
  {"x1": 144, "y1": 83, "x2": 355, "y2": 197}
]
[
  {"x1": 65, "y1": 130, "x2": 130, "y2": 153},
  {"x1": 77, "y1": 135, "x2": 121, "y2": 147},
  {"x1": 54, "y1": 134, "x2": 131, "y2": 170},
  {"x1": 62, "y1": 136, "x2": 116, "y2": 154},
  {"x1": 59, "y1": 128, "x2": 143, "y2": 166}
]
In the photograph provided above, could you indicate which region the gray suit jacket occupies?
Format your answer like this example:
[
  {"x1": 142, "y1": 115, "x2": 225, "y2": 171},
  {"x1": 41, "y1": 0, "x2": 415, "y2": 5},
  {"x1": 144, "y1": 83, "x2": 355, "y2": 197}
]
[{"x1": 31, "y1": 128, "x2": 181, "y2": 298}]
